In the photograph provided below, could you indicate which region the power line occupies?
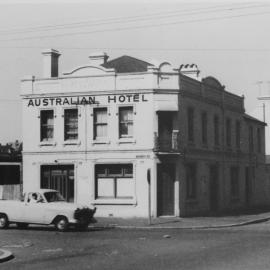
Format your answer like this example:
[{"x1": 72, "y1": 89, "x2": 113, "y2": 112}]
[
  {"x1": 0, "y1": 5, "x2": 269, "y2": 42},
  {"x1": 0, "y1": 46, "x2": 270, "y2": 52},
  {"x1": 0, "y1": 2, "x2": 265, "y2": 36}
]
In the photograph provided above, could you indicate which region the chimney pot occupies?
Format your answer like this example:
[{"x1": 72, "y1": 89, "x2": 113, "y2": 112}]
[{"x1": 89, "y1": 52, "x2": 108, "y2": 65}]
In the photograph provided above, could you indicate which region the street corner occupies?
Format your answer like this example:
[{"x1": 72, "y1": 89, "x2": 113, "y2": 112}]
[{"x1": 0, "y1": 249, "x2": 14, "y2": 263}]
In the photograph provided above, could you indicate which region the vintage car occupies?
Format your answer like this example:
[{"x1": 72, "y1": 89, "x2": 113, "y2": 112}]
[{"x1": 0, "y1": 189, "x2": 96, "y2": 231}]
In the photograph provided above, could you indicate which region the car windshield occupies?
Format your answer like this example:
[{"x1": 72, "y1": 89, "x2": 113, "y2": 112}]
[{"x1": 44, "y1": 192, "x2": 65, "y2": 202}]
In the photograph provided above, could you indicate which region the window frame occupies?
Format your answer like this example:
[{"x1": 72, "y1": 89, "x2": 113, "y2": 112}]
[
  {"x1": 235, "y1": 120, "x2": 241, "y2": 150},
  {"x1": 214, "y1": 115, "x2": 220, "y2": 147},
  {"x1": 118, "y1": 106, "x2": 134, "y2": 138},
  {"x1": 95, "y1": 164, "x2": 134, "y2": 200},
  {"x1": 93, "y1": 107, "x2": 108, "y2": 140},
  {"x1": 226, "y1": 118, "x2": 232, "y2": 148},
  {"x1": 64, "y1": 108, "x2": 79, "y2": 141},
  {"x1": 201, "y1": 111, "x2": 208, "y2": 145},
  {"x1": 40, "y1": 109, "x2": 54, "y2": 142},
  {"x1": 187, "y1": 107, "x2": 194, "y2": 143}
]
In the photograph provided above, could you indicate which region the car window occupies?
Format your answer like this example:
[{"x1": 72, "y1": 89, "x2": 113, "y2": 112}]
[{"x1": 44, "y1": 192, "x2": 65, "y2": 202}]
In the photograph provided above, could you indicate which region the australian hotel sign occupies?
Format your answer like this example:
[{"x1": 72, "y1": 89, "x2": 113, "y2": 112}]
[{"x1": 27, "y1": 94, "x2": 148, "y2": 107}]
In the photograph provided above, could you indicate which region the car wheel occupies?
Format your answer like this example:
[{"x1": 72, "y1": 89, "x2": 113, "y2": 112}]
[
  {"x1": 55, "y1": 217, "x2": 69, "y2": 232},
  {"x1": 17, "y1": 223, "x2": 28, "y2": 229},
  {"x1": 0, "y1": 214, "x2": 9, "y2": 229}
]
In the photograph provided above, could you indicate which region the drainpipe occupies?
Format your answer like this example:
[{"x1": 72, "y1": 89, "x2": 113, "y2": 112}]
[{"x1": 147, "y1": 168, "x2": 151, "y2": 225}]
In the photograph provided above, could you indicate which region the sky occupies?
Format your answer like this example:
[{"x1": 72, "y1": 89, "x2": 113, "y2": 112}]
[{"x1": 0, "y1": 0, "x2": 269, "y2": 143}]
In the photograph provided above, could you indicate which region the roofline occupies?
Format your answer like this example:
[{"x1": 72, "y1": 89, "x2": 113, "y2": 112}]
[{"x1": 244, "y1": 114, "x2": 267, "y2": 126}]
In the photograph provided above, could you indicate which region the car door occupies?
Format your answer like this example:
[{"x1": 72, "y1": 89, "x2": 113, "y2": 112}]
[{"x1": 20, "y1": 193, "x2": 46, "y2": 224}]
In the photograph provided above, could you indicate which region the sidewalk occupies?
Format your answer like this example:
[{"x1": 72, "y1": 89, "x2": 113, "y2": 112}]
[{"x1": 91, "y1": 211, "x2": 270, "y2": 229}]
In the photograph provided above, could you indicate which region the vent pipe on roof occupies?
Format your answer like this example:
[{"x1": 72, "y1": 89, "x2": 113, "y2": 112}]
[{"x1": 42, "y1": 49, "x2": 61, "y2": 78}]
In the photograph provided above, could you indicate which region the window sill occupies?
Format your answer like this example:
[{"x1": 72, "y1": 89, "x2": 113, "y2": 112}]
[
  {"x1": 63, "y1": 140, "x2": 81, "y2": 146},
  {"x1": 93, "y1": 198, "x2": 136, "y2": 205},
  {"x1": 39, "y1": 141, "x2": 56, "y2": 147},
  {"x1": 117, "y1": 138, "x2": 136, "y2": 144},
  {"x1": 92, "y1": 139, "x2": 110, "y2": 145}
]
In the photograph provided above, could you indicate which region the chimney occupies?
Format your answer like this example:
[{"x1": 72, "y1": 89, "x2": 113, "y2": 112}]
[
  {"x1": 179, "y1": 64, "x2": 200, "y2": 81},
  {"x1": 89, "y1": 52, "x2": 108, "y2": 66},
  {"x1": 42, "y1": 49, "x2": 61, "y2": 78}
]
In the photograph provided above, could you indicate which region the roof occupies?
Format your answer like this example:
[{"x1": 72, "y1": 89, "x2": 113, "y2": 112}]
[
  {"x1": 244, "y1": 114, "x2": 267, "y2": 126},
  {"x1": 102, "y1": 55, "x2": 153, "y2": 73}
]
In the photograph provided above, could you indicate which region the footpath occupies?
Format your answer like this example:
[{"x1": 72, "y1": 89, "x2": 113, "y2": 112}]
[{"x1": 91, "y1": 211, "x2": 270, "y2": 229}]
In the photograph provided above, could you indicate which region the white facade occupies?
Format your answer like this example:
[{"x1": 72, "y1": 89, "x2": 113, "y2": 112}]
[{"x1": 21, "y1": 51, "x2": 183, "y2": 218}]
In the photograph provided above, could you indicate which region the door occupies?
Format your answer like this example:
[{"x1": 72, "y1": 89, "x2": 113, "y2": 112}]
[
  {"x1": 209, "y1": 165, "x2": 219, "y2": 212},
  {"x1": 157, "y1": 163, "x2": 175, "y2": 216},
  {"x1": 245, "y1": 167, "x2": 252, "y2": 206},
  {"x1": 158, "y1": 112, "x2": 173, "y2": 151},
  {"x1": 41, "y1": 165, "x2": 74, "y2": 202}
]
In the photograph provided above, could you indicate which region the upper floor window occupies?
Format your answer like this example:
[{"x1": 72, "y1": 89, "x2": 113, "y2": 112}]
[
  {"x1": 201, "y1": 112, "x2": 207, "y2": 145},
  {"x1": 236, "y1": 120, "x2": 241, "y2": 149},
  {"x1": 64, "y1": 109, "x2": 78, "y2": 141},
  {"x1": 249, "y1": 126, "x2": 254, "y2": 153},
  {"x1": 40, "y1": 110, "x2": 54, "y2": 142},
  {"x1": 257, "y1": 128, "x2": 261, "y2": 153},
  {"x1": 187, "y1": 107, "x2": 194, "y2": 142},
  {"x1": 94, "y1": 108, "x2": 108, "y2": 139},
  {"x1": 214, "y1": 115, "x2": 219, "y2": 146},
  {"x1": 119, "y1": 106, "x2": 133, "y2": 138},
  {"x1": 226, "y1": 118, "x2": 232, "y2": 147}
]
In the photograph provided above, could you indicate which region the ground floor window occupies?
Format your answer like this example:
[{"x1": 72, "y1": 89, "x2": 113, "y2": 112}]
[
  {"x1": 95, "y1": 164, "x2": 133, "y2": 199},
  {"x1": 0, "y1": 165, "x2": 20, "y2": 185},
  {"x1": 186, "y1": 163, "x2": 197, "y2": 199},
  {"x1": 230, "y1": 166, "x2": 240, "y2": 199},
  {"x1": 41, "y1": 165, "x2": 74, "y2": 202}
]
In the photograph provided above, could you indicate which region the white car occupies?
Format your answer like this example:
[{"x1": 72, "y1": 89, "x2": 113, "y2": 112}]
[{"x1": 0, "y1": 189, "x2": 96, "y2": 231}]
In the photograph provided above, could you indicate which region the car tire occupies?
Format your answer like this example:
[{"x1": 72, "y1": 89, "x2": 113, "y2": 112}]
[
  {"x1": 55, "y1": 216, "x2": 69, "y2": 232},
  {"x1": 17, "y1": 223, "x2": 28, "y2": 229},
  {"x1": 0, "y1": 214, "x2": 9, "y2": 229}
]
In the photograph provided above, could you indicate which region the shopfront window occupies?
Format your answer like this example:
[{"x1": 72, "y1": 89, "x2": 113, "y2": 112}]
[
  {"x1": 40, "y1": 110, "x2": 54, "y2": 141},
  {"x1": 94, "y1": 108, "x2": 107, "y2": 139},
  {"x1": 95, "y1": 164, "x2": 133, "y2": 199},
  {"x1": 119, "y1": 107, "x2": 133, "y2": 138},
  {"x1": 64, "y1": 109, "x2": 78, "y2": 140}
]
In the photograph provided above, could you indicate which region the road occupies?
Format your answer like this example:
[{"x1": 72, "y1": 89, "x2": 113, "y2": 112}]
[{"x1": 1, "y1": 222, "x2": 270, "y2": 270}]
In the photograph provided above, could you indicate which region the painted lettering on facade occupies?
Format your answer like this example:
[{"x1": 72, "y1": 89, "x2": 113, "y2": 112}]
[{"x1": 27, "y1": 94, "x2": 148, "y2": 107}]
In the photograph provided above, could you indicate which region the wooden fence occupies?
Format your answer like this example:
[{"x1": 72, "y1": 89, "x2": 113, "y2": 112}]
[{"x1": 0, "y1": 184, "x2": 21, "y2": 200}]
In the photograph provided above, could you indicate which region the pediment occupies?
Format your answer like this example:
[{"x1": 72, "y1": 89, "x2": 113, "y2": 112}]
[
  {"x1": 159, "y1": 62, "x2": 174, "y2": 72},
  {"x1": 63, "y1": 65, "x2": 115, "y2": 76},
  {"x1": 203, "y1": 76, "x2": 223, "y2": 89}
]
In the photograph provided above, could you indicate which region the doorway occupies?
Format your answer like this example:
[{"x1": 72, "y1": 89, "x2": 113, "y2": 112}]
[
  {"x1": 40, "y1": 165, "x2": 75, "y2": 202},
  {"x1": 157, "y1": 163, "x2": 175, "y2": 216},
  {"x1": 209, "y1": 165, "x2": 219, "y2": 212},
  {"x1": 245, "y1": 167, "x2": 252, "y2": 206}
]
